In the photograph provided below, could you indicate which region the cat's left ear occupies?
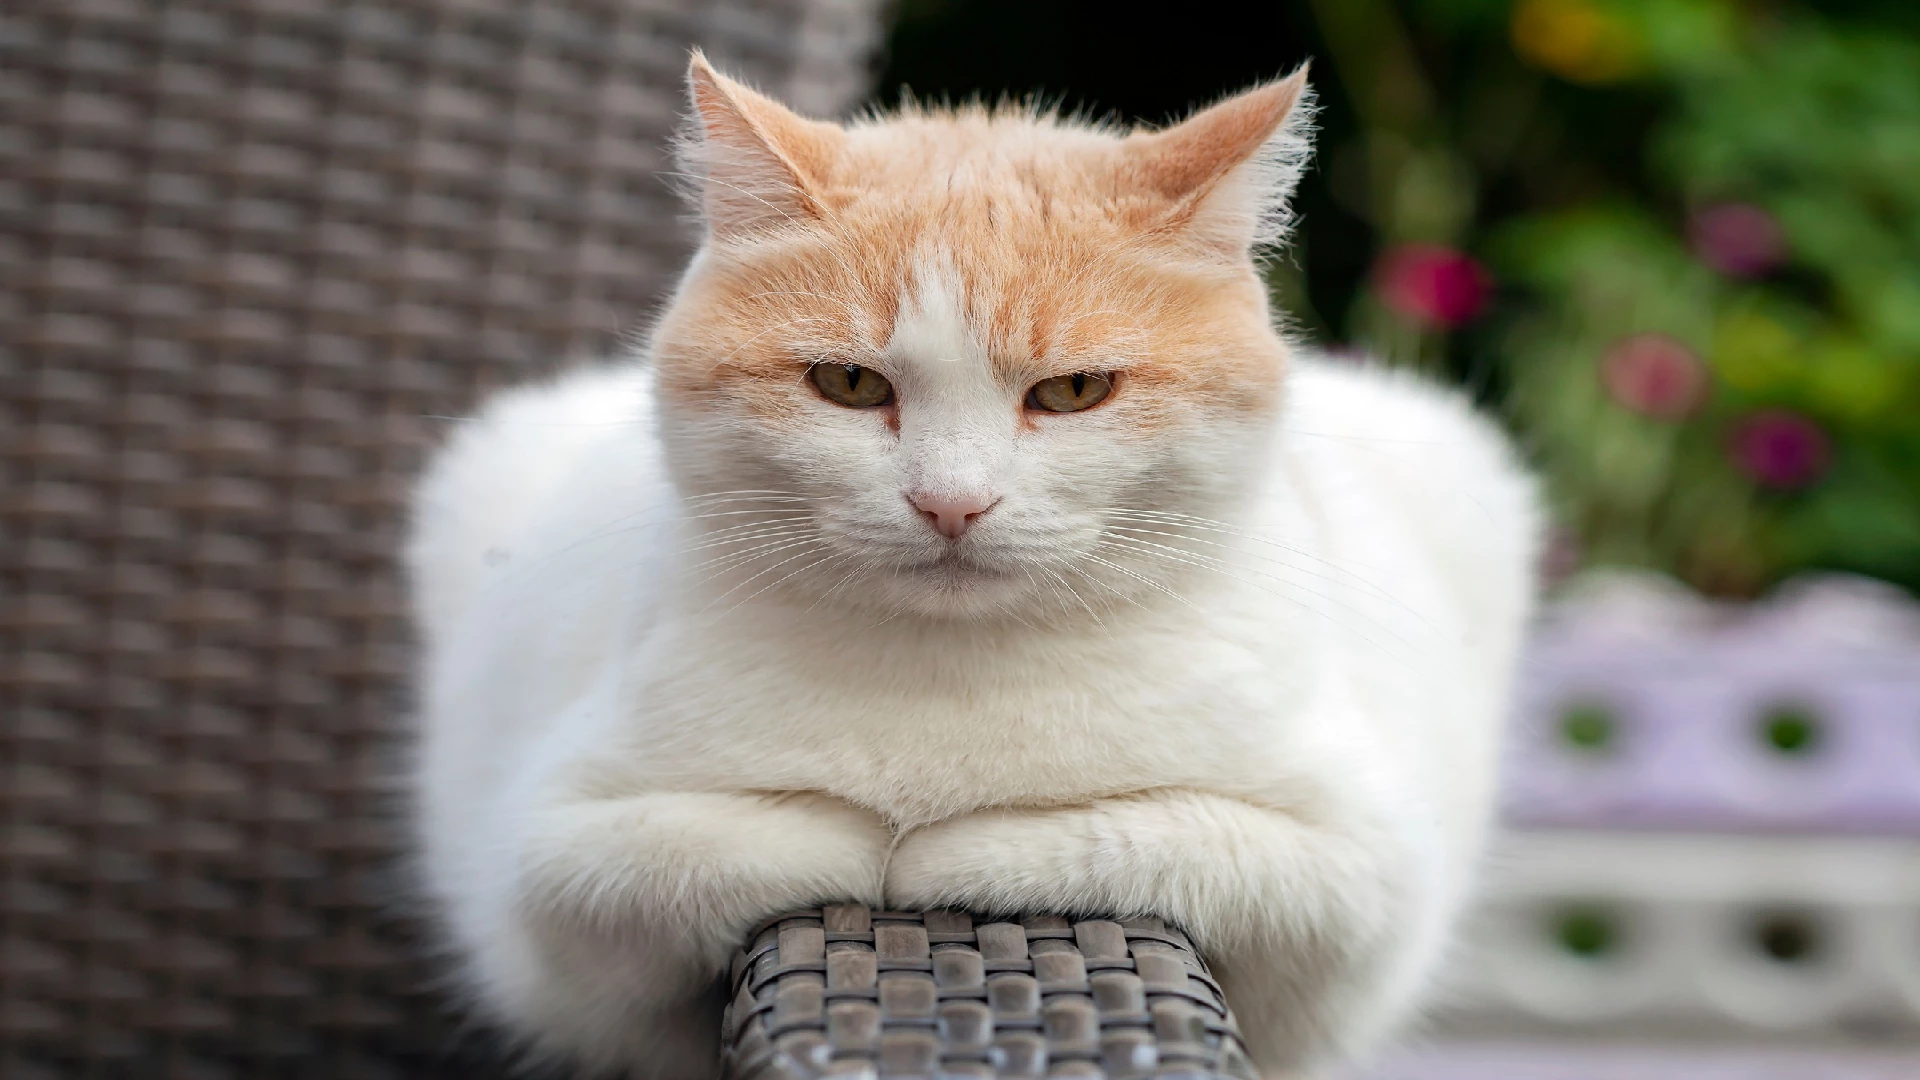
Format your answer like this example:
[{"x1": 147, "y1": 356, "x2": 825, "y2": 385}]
[
  {"x1": 676, "y1": 51, "x2": 846, "y2": 239},
  {"x1": 1123, "y1": 66, "x2": 1316, "y2": 258}
]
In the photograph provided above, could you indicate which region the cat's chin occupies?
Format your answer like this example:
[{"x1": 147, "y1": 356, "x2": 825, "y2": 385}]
[{"x1": 870, "y1": 556, "x2": 1037, "y2": 621}]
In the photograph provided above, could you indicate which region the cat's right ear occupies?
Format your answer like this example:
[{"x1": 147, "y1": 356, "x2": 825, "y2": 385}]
[
  {"x1": 676, "y1": 51, "x2": 845, "y2": 239},
  {"x1": 1122, "y1": 67, "x2": 1316, "y2": 258}
]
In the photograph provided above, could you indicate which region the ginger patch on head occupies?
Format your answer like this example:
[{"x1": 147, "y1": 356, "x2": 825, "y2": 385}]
[{"x1": 654, "y1": 56, "x2": 1314, "y2": 426}]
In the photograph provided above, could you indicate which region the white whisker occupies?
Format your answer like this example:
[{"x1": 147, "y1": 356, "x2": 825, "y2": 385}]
[
  {"x1": 1079, "y1": 552, "x2": 1198, "y2": 611},
  {"x1": 1102, "y1": 523, "x2": 1440, "y2": 641},
  {"x1": 699, "y1": 541, "x2": 833, "y2": 611},
  {"x1": 713, "y1": 552, "x2": 838, "y2": 620},
  {"x1": 1096, "y1": 536, "x2": 1416, "y2": 662},
  {"x1": 688, "y1": 533, "x2": 826, "y2": 578},
  {"x1": 678, "y1": 522, "x2": 820, "y2": 558}
]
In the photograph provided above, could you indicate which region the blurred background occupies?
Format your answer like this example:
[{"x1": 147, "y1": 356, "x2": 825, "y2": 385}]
[{"x1": 2, "y1": 0, "x2": 1916, "y2": 1077}]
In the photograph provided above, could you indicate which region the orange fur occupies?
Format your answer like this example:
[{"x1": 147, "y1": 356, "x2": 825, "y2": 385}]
[{"x1": 656, "y1": 60, "x2": 1313, "y2": 430}]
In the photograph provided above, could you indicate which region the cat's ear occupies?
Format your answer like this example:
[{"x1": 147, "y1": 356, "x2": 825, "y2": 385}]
[
  {"x1": 677, "y1": 51, "x2": 845, "y2": 239},
  {"x1": 1123, "y1": 67, "x2": 1315, "y2": 257}
]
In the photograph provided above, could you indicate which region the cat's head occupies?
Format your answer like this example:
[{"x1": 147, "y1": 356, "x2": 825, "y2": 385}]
[{"x1": 650, "y1": 52, "x2": 1314, "y2": 620}]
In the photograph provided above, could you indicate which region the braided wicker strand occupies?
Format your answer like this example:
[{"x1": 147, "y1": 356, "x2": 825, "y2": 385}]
[{"x1": 722, "y1": 906, "x2": 1259, "y2": 1080}]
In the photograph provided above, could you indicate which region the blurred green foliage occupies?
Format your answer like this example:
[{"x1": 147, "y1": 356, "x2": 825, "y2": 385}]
[
  {"x1": 1492, "y1": 1, "x2": 1920, "y2": 594},
  {"x1": 877, "y1": 0, "x2": 1920, "y2": 596}
]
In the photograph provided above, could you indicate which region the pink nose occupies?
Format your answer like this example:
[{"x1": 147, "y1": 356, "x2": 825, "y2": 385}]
[{"x1": 909, "y1": 491, "x2": 998, "y2": 539}]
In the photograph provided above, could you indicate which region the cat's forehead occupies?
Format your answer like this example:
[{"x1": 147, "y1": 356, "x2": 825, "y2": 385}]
[
  {"x1": 832, "y1": 114, "x2": 1130, "y2": 208},
  {"x1": 881, "y1": 250, "x2": 997, "y2": 394},
  {"x1": 796, "y1": 121, "x2": 1172, "y2": 377},
  {"x1": 873, "y1": 237, "x2": 1157, "y2": 390}
]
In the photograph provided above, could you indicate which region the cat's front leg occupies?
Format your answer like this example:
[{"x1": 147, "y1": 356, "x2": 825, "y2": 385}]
[
  {"x1": 883, "y1": 788, "x2": 1444, "y2": 1077},
  {"x1": 471, "y1": 789, "x2": 891, "y2": 1079}
]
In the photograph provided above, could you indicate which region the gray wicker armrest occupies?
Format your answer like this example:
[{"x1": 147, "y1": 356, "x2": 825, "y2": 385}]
[{"x1": 722, "y1": 905, "x2": 1257, "y2": 1079}]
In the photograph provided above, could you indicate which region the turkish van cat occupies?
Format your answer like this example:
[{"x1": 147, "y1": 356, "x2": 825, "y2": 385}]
[{"x1": 407, "y1": 51, "x2": 1540, "y2": 1079}]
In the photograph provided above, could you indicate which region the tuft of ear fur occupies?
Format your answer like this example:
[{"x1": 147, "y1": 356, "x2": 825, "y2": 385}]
[
  {"x1": 1124, "y1": 66, "x2": 1316, "y2": 258},
  {"x1": 676, "y1": 50, "x2": 846, "y2": 239}
]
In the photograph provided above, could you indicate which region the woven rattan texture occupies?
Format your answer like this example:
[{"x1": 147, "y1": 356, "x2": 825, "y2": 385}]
[
  {"x1": 0, "y1": 2, "x2": 879, "y2": 1076},
  {"x1": 724, "y1": 906, "x2": 1259, "y2": 1080}
]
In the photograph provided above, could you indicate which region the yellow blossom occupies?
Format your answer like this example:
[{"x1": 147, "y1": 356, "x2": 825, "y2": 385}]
[{"x1": 1512, "y1": 0, "x2": 1644, "y2": 83}]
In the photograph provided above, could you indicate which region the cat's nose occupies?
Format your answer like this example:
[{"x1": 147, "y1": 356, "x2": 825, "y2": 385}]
[{"x1": 909, "y1": 491, "x2": 998, "y2": 540}]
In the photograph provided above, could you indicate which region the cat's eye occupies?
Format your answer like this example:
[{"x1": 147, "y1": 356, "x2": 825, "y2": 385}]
[
  {"x1": 810, "y1": 363, "x2": 894, "y2": 408},
  {"x1": 1027, "y1": 372, "x2": 1113, "y2": 413}
]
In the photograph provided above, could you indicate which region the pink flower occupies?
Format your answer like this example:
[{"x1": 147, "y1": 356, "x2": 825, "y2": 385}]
[
  {"x1": 1689, "y1": 203, "x2": 1786, "y2": 277},
  {"x1": 1600, "y1": 333, "x2": 1708, "y2": 419},
  {"x1": 1375, "y1": 244, "x2": 1492, "y2": 327},
  {"x1": 1729, "y1": 409, "x2": 1830, "y2": 489}
]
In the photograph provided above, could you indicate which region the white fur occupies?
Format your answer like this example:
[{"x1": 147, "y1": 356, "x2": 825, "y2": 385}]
[{"x1": 407, "y1": 294, "x2": 1539, "y2": 1075}]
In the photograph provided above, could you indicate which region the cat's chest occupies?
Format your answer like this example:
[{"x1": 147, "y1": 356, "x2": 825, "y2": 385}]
[{"x1": 618, "y1": 616, "x2": 1303, "y2": 824}]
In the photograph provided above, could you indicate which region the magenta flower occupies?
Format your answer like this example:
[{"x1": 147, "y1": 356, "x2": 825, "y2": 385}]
[
  {"x1": 1689, "y1": 203, "x2": 1786, "y2": 277},
  {"x1": 1600, "y1": 333, "x2": 1708, "y2": 419},
  {"x1": 1730, "y1": 409, "x2": 1830, "y2": 489},
  {"x1": 1375, "y1": 244, "x2": 1492, "y2": 327}
]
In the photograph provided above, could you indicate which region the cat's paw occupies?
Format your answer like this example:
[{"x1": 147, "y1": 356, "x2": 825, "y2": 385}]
[
  {"x1": 744, "y1": 790, "x2": 895, "y2": 902},
  {"x1": 514, "y1": 788, "x2": 893, "y2": 948},
  {"x1": 884, "y1": 806, "x2": 1118, "y2": 917}
]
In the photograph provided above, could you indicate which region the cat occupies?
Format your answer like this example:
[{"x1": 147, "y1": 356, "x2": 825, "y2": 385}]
[{"x1": 406, "y1": 50, "x2": 1540, "y2": 1079}]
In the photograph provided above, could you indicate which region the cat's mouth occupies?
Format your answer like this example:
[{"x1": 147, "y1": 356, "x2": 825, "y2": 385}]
[{"x1": 897, "y1": 550, "x2": 1013, "y2": 585}]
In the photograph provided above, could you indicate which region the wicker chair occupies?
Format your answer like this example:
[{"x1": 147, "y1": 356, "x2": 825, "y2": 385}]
[
  {"x1": 1, "y1": 2, "x2": 1254, "y2": 1076},
  {"x1": 723, "y1": 907, "x2": 1255, "y2": 1080}
]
